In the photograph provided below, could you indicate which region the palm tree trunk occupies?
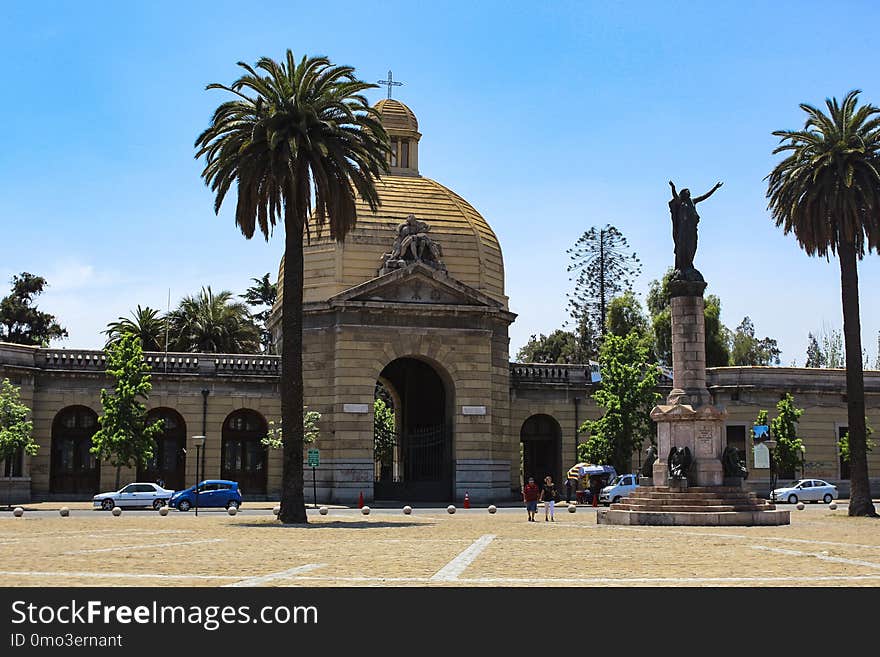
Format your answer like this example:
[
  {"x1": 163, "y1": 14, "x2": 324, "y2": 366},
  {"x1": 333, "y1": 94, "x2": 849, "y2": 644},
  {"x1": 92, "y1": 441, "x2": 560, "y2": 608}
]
[
  {"x1": 838, "y1": 241, "x2": 877, "y2": 517},
  {"x1": 278, "y1": 197, "x2": 308, "y2": 524}
]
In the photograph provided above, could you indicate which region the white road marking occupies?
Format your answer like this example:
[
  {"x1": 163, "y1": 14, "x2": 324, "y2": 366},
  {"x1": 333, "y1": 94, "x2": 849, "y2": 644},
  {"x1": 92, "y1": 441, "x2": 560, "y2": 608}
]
[
  {"x1": 0, "y1": 570, "x2": 240, "y2": 581},
  {"x1": 224, "y1": 564, "x2": 327, "y2": 587},
  {"x1": 751, "y1": 545, "x2": 880, "y2": 569},
  {"x1": 63, "y1": 538, "x2": 224, "y2": 554},
  {"x1": 278, "y1": 573, "x2": 880, "y2": 584},
  {"x1": 430, "y1": 534, "x2": 496, "y2": 581}
]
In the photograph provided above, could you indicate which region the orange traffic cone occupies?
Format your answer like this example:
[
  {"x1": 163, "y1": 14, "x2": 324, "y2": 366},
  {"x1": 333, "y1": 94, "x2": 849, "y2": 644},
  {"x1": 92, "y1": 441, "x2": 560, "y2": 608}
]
[
  {"x1": 464, "y1": 492, "x2": 470, "y2": 509},
  {"x1": 358, "y1": 491, "x2": 364, "y2": 509}
]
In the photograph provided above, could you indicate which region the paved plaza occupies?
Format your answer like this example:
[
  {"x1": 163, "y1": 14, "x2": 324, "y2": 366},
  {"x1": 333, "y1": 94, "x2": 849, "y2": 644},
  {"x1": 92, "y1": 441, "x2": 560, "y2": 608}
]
[{"x1": 1, "y1": 503, "x2": 879, "y2": 587}]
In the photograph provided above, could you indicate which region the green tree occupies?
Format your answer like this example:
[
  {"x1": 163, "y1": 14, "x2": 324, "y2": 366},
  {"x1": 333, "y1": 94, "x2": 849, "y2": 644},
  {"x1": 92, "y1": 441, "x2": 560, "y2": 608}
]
[
  {"x1": 769, "y1": 394, "x2": 805, "y2": 478},
  {"x1": 261, "y1": 408, "x2": 321, "y2": 450},
  {"x1": 103, "y1": 305, "x2": 167, "y2": 352},
  {"x1": 605, "y1": 291, "x2": 654, "y2": 360},
  {"x1": 91, "y1": 334, "x2": 165, "y2": 490},
  {"x1": 646, "y1": 268, "x2": 730, "y2": 366},
  {"x1": 516, "y1": 329, "x2": 581, "y2": 364},
  {"x1": 167, "y1": 287, "x2": 261, "y2": 354},
  {"x1": 838, "y1": 421, "x2": 875, "y2": 464},
  {"x1": 566, "y1": 224, "x2": 641, "y2": 339},
  {"x1": 805, "y1": 332, "x2": 824, "y2": 367},
  {"x1": 576, "y1": 331, "x2": 661, "y2": 473},
  {"x1": 0, "y1": 378, "x2": 38, "y2": 508},
  {"x1": 730, "y1": 316, "x2": 781, "y2": 366},
  {"x1": 195, "y1": 50, "x2": 388, "y2": 523},
  {"x1": 240, "y1": 273, "x2": 277, "y2": 354},
  {"x1": 373, "y1": 397, "x2": 396, "y2": 465},
  {"x1": 0, "y1": 273, "x2": 68, "y2": 346},
  {"x1": 766, "y1": 89, "x2": 880, "y2": 516}
]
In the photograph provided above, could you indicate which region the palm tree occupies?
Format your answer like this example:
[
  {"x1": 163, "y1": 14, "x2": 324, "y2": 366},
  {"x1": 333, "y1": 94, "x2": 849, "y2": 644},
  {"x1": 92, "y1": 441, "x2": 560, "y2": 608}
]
[
  {"x1": 103, "y1": 305, "x2": 167, "y2": 352},
  {"x1": 194, "y1": 51, "x2": 388, "y2": 523},
  {"x1": 241, "y1": 273, "x2": 277, "y2": 353},
  {"x1": 766, "y1": 90, "x2": 880, "y2": 517},
  {"x1": 167, "y1": 287, "x2": 261, "y2": 354}
]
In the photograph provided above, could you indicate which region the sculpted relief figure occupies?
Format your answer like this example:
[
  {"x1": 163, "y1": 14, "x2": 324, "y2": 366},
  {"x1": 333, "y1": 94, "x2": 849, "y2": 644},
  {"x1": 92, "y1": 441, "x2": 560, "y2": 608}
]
[
  {"x1": 379, "y1": 214, "x2": 446, "y2": 274},
  {"x1": 668, "y1": 180, "x2": 722, "y2": 278}
]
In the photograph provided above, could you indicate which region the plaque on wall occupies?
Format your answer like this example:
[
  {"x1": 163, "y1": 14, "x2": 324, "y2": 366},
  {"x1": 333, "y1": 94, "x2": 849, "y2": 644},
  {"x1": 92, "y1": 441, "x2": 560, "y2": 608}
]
[
  {"x1": 343, "y1": 403, "x2": 370, "y2": 414},
  {"x1": 462, "y1": 406, "x2": 487, "y2": 416},
  {"x1": 753, "y1": 442, "x2": 770, "y2": 469}
]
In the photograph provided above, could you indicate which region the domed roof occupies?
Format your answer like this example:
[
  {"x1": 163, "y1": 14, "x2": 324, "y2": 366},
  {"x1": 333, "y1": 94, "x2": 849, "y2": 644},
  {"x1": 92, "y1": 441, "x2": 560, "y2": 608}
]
[
  {"x1": 374, "y1": 98, "x2": 418, "y2": 133},
  {"x1": 277, "y1": 175, "x2": 506, "y2": 310}
]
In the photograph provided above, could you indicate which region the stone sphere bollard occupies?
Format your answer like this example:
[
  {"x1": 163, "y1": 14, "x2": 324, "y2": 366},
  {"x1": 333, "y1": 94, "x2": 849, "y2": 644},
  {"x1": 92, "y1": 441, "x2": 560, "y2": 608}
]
[
  {"x1": 568, "y1": 504, "x2": 577, "y2": 513},
  {"x1": 319, "y1": 506, "x2": 328, "y2": 516},
  {"x1": 402, "y1": 505, "x2": 412, "y2": 515},
  {"x1": 227, "y1": 506, "x2": 238, "y2": 516},
  {"x1": 829, "y1": 502, "x2": 838, "y2": 510},
  {"x1": 112, "y1": 506, "x2": 122, "y2": 516},
  {"x1": 59, "y1": 507, "x2": 70, "y2": 517},
  {"x1": 272, "y1": 506, "x2": 281, "y2": 516},
  {"x1": 796, "y1": 502, "x2": 805, "y2": 511},
  {"x1": 447, "y1": 505, "x2": 456, "y2": 514},
  {"x1": 361, "y1": 506, "x2": 370, "y2": 515},
  {"x1": 487, "y1": 505, "x2": 497, "y2": 514},
  {"x1": 159, "y1": 506, "x2": 169, "y2": 516},
  {"x1": 13, "y1": 507, "x2": 23, "y2": 517}
]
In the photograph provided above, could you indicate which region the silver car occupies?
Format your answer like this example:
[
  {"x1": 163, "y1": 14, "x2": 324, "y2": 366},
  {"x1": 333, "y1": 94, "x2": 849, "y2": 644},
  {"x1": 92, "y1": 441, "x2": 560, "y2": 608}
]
[
  {"x1": 770, "y1": 479, "x2": 838, "y2": 504},
  {"x1": 93, "y1": 482, "x2": 175, "y2": 511}
]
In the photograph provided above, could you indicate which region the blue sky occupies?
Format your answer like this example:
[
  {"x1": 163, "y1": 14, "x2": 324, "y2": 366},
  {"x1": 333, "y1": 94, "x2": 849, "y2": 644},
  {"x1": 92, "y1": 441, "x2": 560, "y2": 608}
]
[{"x1": 2, "y1": 0, "x2": 879, "y2": 365}]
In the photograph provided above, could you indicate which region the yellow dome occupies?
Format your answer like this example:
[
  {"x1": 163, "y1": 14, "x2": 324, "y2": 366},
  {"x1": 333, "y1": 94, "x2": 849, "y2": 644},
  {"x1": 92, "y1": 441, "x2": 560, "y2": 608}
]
[
  {"x1": 374, "y1": 98, "x2": 418, "y2": 132},
  {"x1": 278, "y1": 175, "x2": 507, "y2": 309}
]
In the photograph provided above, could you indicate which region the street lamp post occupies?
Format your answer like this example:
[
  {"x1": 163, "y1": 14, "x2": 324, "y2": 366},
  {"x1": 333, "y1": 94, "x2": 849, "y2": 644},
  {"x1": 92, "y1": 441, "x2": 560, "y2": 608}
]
[{"x1": 192, "y1": 435, "x2": 206, "y2": 516}]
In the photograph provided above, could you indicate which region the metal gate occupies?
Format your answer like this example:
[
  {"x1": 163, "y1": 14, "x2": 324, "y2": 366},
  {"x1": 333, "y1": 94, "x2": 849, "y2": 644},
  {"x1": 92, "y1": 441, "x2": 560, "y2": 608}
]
[{"x1": 374, "y1": 424, "x2": 452, "y2": 501}]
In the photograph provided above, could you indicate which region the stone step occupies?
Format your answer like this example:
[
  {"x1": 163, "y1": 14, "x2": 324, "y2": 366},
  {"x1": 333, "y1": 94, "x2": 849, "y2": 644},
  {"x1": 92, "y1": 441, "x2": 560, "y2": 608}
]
[
  {"x1": 619, "y1": 497, "x2": 760, "y2": 506},
  {"x1": 611, "y1": 503, "x2": 774, "y2": 513},
  {"x1": 640, "y1": 486, "x2": 749, "y2": 493}
]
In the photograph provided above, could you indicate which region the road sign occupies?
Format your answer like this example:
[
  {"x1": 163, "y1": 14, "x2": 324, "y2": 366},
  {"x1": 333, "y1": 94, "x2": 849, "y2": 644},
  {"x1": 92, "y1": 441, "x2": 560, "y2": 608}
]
[{"x1": 308, "y1": 448, "x2": 320, "y2": 467}]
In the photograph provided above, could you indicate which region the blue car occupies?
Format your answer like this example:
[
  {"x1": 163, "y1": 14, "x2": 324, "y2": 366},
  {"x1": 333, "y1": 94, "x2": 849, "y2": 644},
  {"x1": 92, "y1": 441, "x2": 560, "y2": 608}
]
[{"x1": 168, "y1": 480, "x2": 242, "y2": 512}]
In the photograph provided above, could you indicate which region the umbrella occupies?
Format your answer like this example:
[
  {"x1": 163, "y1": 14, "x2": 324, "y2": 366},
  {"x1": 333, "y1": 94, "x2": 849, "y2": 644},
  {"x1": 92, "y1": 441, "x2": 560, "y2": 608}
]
[
  {"x1": 567, "y1": 462, "x2": 592, "y2": 480},
  {"x1": 579, "y1": 464, "x2": 617, "y2": 478}
]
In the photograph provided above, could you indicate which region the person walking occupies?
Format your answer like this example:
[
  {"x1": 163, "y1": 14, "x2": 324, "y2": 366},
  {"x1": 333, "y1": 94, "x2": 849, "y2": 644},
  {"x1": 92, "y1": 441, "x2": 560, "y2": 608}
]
[
  {"x1": 523, "y1": 476, "x2": 540, "y2": 522},
  {"x1": 564, "y1": 477, "x2": 572, "y2": 504},
  {"x1": 541, "y1": 475, "x2": 557, "y2": 522}
]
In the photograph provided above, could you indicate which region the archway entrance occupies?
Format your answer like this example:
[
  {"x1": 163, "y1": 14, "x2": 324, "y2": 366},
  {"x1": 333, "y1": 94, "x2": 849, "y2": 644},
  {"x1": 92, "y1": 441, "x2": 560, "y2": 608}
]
[
  {"x1": 374, "y1": 357, "x2": 453, "y2": 502},
  {"x1": 520, "y1": 414, "x2": 561, "y2": 487},
  {"x1": 138, "y1": 408, "x2": 187, "y2": 490},
  {"x1": 50, "y1": 406, "x2": 100, "y2": 495},
  {"x1": 221, "y1": 409, "x2": 268, "y2": 496}
]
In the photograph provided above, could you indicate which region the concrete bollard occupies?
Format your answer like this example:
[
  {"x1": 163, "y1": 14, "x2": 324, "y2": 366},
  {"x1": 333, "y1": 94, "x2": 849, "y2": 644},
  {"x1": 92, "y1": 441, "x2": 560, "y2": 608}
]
[
  {"x1": 159, "y1": 506, "x2": 169, "y2": 516},
  {"x1": 487, "y1": 505, "x2": 497, "y2": 514},
  {"x1": 13, "y1": 507, "x2": 23, "y2": 517},
  {"x1": 319, "y1": 507, "x2": 329, "y2": 515},
  {"x1": 272, "y1": 506, "x2": 281, "y2": 516},
  {"x1": 568, "y1": 504, "x2": 577, "y2": 513},
  {"x1": 59, "y1": 507, "x2": 70, "y2": 517},
  {"x1": 112, "y1": 507, "x2": 122, "y2": 516},
  {"x1": 447, "y1": 505, "x2": 456, "y2": 514},
  {"x1": 403, "y1": 506, "x2": 412, "y2": 515},
  {"x1": 227, "y1": 506, "x2": 238, "y2": 516},
  {"x1": 796, "y1": 502, "x2": 805, "y2": 511},
  {"x1": 361, "y1": 506, "x2": 371, "y2": 515},
  {"x1": 829, "y1": 502, "x2": 838, "y2": 510}
]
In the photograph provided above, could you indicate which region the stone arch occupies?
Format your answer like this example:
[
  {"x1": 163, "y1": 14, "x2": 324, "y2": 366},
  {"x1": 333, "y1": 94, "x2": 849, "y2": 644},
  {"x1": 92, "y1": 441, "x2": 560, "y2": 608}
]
[
  {"x1": 221, "y1": 408, "x2": 269, "y2": 497},
  {"x1": 520, "y1": 414, "x2": 562, "y2": 489},
  {"x1": 51, "y1": 405, "x2": 100, "y2": 495},
  {"x1": 138, "y1": 407, "x2": 187, "y2": 490}
]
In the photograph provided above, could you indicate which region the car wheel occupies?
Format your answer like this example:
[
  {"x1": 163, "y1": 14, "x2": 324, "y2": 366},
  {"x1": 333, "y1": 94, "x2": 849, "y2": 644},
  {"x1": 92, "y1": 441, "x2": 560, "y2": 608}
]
[
  {"x1": 787, "y1": 494, "x2": 798, "y2": 504},
  {"x1": 612, "y1": 496, "x2": 621, "y2": 504},
  {"x1": 153, "y1": 499, "x2": 166, "y2": 510},
  {"x1": 226, "y1": 500, "x2": 240, "y2": 510},
  {"x1": 177, "y1": 500, "x2": 191, "y2": 512},
  {"x1": 823, "y1": 494, "x2": 833, "y2": 504},
  {"x1": 101, "y1": 499, "x2": 114, "y2": 511}
]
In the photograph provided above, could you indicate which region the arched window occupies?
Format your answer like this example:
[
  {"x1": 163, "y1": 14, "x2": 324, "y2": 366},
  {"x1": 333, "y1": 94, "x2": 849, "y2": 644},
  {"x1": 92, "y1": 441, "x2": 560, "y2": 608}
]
[
  {"x1": 221, "y1": 409, "x2": 268, "y2": 496},
  {"x1": 51, "y1": 406, "x2": 100, "y2": 495}
]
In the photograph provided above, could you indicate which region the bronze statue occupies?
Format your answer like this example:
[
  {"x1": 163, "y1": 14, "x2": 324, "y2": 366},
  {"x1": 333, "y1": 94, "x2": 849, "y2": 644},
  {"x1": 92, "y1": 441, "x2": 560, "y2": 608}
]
[
  {"x1": 668, "y1": 180, "x2": 722, "y2": 275},
  {"x1": 640, "y1": 444, "x2": 657, "y2": 478},
  {"x1": 379, "y1": 214, "x2": 445, "y2": 274},
  {"x1": 667, "y1": 445, "x2": 693, "y2": 480},
  {"x1": 722, "y1": 445, "x2": 748, "y2": 480}
]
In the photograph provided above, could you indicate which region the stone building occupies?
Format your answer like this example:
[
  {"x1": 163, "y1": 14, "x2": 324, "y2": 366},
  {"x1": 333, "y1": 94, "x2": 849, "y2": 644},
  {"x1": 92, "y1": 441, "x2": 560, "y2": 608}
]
[{"x1": 1, "y1": 99, "x2": 878, "y2": 503}]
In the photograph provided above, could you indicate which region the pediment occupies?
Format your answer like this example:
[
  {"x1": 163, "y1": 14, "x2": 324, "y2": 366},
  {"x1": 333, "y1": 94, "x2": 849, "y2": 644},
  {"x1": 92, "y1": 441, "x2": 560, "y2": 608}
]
[{"x1": 330, "y1": 262, "x2": 501, "y2": 308}]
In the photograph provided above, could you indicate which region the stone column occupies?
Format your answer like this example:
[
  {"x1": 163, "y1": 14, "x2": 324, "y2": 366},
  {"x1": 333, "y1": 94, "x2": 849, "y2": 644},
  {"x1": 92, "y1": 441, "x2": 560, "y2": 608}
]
[{"x1": 651, "y1": 278, "x2": 726, "y2": 487}]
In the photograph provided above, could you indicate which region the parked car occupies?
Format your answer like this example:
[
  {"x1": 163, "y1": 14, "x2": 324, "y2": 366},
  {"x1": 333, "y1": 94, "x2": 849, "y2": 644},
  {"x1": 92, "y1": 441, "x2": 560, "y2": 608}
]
[
  {"x1": 93, "y1": 482, "x2": 175, "y2": 511},
  {"x1": 168, "y1": 480, "x2": 242, "y2": 512},
  {"x1": 770, "y1": 479, "x2": 838, "y2": 504},
  {"x1": 599, "y1": 473, "x2": 640, "y2": 505}
]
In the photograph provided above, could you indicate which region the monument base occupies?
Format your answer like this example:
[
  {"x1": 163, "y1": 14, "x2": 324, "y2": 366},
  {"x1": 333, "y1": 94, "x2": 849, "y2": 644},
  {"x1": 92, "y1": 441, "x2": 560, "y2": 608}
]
[{"x1": 650, "y1": 400, "x2": 725, "y2": 487}]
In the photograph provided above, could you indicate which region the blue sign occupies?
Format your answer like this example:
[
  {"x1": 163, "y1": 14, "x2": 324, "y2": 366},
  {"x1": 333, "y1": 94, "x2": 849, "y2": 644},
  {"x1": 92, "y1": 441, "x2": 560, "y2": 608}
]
[{"x1": 752, "y1": 425, "x2": 769, "y2": 442}]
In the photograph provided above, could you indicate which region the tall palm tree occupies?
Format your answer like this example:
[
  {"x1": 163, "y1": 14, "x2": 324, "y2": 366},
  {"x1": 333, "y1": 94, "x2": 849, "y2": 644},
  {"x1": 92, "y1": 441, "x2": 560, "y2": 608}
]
[
  {"x1": 167, "y1": 287, "x2": 261, "y2": 354},
  {"x1": 194, "y1": 51, "x2": 388, "y2": 523},
  {"x1": 103, "y1": 305, "x2": 167, "y2": 352},
  {"x1": 241, "y1": 273, "x2": 277, "y2": 353},
  {"x1": 766, "y1": 90, "x2": 880, "y2": 517}
]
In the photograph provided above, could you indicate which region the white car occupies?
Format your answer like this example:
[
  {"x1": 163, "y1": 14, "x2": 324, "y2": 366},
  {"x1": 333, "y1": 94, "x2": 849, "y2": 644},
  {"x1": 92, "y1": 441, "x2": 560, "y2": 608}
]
[
  {"x1": 599, "y1": 473, "x2": 640, "y2": 505},
  {"x1": 93, "y1": 482, "x2": 175, "y2": 511},
  {"x1": 770, "y1": 479, "x2": 838, "y2": 504}
]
